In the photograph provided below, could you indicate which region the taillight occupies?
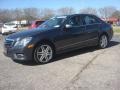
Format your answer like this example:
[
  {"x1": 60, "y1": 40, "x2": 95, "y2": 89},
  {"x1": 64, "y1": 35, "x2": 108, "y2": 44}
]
[{"x1": 31, "y1": 24, "x2": 36, "y2": 29}]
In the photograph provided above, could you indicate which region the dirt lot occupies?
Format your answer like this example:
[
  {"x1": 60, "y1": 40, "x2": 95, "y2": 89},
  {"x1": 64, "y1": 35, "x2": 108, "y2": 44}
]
[{"x1": 0, "y1": 34, "x2": 120, "y2": 90}]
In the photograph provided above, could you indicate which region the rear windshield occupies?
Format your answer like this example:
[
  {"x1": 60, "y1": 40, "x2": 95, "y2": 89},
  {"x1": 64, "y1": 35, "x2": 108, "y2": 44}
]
[{"x1": 35, "y1": 21, "x2": 44, "y2": 24}]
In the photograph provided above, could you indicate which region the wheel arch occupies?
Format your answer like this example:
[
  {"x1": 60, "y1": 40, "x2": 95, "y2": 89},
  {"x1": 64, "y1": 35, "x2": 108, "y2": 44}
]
[
  {"x1": 34, "y1": 39, "x2": 56, "y2": 54},
  {"x1": 99, "y1": 32, "x2": 109, "y2": 40}
]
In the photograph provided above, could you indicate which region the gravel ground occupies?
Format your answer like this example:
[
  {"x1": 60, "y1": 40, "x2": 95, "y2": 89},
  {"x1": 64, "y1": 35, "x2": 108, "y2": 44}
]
[{"x1": 0, "y1": 34, "x2": 120, "y2": 90}]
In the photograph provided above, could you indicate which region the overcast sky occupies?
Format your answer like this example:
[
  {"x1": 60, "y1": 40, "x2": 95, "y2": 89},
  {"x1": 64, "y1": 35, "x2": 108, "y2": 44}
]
[{"x1": 0, "y1": 0, "x2": 120, "y2": 10}]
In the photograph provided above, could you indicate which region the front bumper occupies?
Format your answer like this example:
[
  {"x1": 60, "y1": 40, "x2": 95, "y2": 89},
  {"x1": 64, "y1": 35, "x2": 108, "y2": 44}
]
[{"x1": 4, "y1": 46, "x2": 34, "y2": 61}]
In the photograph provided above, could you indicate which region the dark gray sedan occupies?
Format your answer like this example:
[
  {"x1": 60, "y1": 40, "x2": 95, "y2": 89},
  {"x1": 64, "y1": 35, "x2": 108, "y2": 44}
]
[{"x1": 4, "y1": 14, "x2": 113, "y2": 64}]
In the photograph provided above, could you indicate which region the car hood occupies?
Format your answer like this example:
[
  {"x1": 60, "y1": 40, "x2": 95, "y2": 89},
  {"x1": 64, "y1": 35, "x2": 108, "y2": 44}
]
[{"x1": 6, "y1": 28, "x2": 49, "y2": 40}]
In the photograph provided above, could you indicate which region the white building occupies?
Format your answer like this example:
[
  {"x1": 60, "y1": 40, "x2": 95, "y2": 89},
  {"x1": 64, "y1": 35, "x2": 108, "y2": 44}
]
[{"x1": 10, "y1": 20, "x2": 28, "y2": 25}]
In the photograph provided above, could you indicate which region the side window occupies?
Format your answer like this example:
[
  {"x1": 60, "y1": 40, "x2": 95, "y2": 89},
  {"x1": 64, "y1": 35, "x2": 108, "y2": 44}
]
[
  {"x1": 84, "y1": 16, "x2": 100, "y2": 25},
  {"x1": 68, "y1": 16, "x2": 83, "y2": 26},
  {"x1": 68, "y1": 16, "x2": 79, "y2": 26}
]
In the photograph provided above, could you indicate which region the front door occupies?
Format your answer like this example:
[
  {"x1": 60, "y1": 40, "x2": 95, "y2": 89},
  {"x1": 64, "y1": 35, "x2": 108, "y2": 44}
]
[{"x1": 56, "y1": 15, "x2": 86, "y2": 51}]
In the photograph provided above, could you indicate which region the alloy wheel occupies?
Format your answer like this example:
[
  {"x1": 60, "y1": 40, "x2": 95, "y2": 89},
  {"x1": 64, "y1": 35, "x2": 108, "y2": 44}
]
[
  {"x1": 100, "y1": 35, "x2": 108, "y2": 48},
  {"x1": 34, "y1": 44, "x2": 53, "y2": 63}
]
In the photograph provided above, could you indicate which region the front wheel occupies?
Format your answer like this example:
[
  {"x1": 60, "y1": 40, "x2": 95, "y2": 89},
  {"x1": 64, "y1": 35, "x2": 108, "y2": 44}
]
[
  {"x1": 34, "y1": 43, "x2": 54, "y2": 64},
  {"x1": 99, "y1": 35, "x2": 109, "y2": 49}
]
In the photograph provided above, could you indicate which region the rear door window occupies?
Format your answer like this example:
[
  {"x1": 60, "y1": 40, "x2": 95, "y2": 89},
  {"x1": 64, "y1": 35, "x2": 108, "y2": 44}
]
[{"x1": 84, "y1": 15, "x2": 100, "y2": 25}]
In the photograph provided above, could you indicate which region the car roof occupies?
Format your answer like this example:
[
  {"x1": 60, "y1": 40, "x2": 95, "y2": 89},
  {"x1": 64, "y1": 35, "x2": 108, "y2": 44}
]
[
  {"x1": 67, "y1": 14, "x2": 96, "y2": 17},
  {"x1": 55, "y1": 14, "x2": 97, "y2": 19}
]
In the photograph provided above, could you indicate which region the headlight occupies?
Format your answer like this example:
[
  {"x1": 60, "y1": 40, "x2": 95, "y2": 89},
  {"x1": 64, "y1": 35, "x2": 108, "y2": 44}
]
[{"x1": 14, "y1": 37, "x2": 32, "y2": 47}]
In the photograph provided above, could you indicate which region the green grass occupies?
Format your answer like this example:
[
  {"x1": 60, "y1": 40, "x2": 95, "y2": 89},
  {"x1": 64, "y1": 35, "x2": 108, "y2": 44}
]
[{"x1": 113, "y1": 26, "x2": 120, "y2": 33}]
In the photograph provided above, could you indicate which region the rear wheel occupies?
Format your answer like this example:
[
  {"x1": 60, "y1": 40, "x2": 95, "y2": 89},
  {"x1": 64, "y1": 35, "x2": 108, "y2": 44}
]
[
  {"x1": 34, "y1": 43, "x2": 54, "y2": 64},
  {"x1": 99, "y1": 34, "x2": 108, "y2": 49}
]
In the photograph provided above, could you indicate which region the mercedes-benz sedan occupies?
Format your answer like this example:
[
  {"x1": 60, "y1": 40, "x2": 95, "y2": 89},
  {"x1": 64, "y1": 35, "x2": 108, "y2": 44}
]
[{"x1": 4, "y1": 14, "x2": 113, "y2": 64}]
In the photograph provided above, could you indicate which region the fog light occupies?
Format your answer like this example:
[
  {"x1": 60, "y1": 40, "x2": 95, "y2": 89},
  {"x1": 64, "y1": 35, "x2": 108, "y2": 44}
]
[{"x1": 14, "y1": 54, "x2": 25, "y2": 60}]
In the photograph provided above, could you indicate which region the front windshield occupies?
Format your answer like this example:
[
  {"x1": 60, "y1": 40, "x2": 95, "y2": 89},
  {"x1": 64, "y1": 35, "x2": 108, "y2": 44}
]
[{"x1": 38, "y1": 16, "x2": 67, "y2": 29}]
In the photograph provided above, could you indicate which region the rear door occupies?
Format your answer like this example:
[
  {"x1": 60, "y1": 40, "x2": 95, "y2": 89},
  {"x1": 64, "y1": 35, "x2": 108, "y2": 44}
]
[{"x1": 83, "y1": 15, "x2": 101, "y2": 46}]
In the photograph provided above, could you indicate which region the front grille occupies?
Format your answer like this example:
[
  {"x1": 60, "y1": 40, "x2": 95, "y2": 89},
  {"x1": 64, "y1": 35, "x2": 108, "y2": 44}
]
[{"x1": 4, "y1": 39, "x2": 15, "y2": 48}]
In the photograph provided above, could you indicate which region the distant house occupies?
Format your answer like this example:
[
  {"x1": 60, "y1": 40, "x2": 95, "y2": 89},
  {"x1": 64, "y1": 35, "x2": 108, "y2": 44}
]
[
  {"x1": 10, "y1": 20, "x2": 28, "y2": 25},
  {"x1": 102, "y1": 17, "x2": 119, "y2": 25},
  {"x1": 107, "y1": 17, "x2": 119, "y2": 25},
  {"x1": 8, "y1": 20, "x2": 28, "y2": 27}
]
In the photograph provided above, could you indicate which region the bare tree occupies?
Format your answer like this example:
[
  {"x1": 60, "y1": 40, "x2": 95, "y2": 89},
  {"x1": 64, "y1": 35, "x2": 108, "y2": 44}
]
[
  {"x1": 57, "y1": 7, "x2": 75, "y2": 15},
  {"x1": 99, "y1": 6, "x2": 117, "y2": 19},
  {"x1": 23, "y1": 8, "x2": 40, "y2": 21},
  {"x1": 0, "y1": 6, "x2": 119, "y2": 24},
  {"x1": 40, "y1": 8, "x2": 55, "y2": 20},
  {"x1": 13, "y1": 9, "x2": 24, "y2": 21},
  {"x1": 80, "y1": 8, "x2": 97, "y2": 15},
  {"x1": 0, "y1": 9, "x2": 13, "y2": 23},
  {"x1": 111, "y1": 10, "x2": 120, "y2": 18}
]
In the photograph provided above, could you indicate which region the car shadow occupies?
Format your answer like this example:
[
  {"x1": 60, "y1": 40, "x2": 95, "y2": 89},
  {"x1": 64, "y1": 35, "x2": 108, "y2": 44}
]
[
  {"x1": 51, "y1": 41, "x2": 120, "y2": 63},
  {"x1": 13, "y1": 41, "x2": 120, "y2": 66}
]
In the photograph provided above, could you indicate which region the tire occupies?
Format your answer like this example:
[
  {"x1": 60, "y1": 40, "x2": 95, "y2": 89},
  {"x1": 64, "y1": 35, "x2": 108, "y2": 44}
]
[
  {"x1": 99, "y1": 34, "x2": 108, "y2": 49},
  {"x1": 34, "y1": 43, "x2": 54, "y2": 64}
]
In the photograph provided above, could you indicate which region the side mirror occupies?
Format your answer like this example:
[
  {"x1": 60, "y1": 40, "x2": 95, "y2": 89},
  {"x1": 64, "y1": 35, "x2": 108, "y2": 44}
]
[{"x1": 65, "y1": 24, "x2": 72, "y2": 28}]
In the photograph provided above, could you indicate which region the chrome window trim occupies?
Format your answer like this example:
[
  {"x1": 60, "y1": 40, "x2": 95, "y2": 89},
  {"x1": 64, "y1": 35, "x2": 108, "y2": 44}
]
[
  {"x1": 85, "y1": 23, "x2": 101, "y2": 26},
  {"x1": 67, "y1": 23, "x2": 101, "y2": 28}
]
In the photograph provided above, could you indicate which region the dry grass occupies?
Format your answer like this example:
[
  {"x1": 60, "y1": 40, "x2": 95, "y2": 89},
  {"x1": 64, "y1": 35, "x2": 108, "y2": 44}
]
[{"x1": 113, "y1": 26, "x2": 120, "y2": 33}]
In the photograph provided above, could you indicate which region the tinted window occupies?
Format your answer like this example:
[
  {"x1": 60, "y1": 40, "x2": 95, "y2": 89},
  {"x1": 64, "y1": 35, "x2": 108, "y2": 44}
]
[
  {"x1": 36, "y1": 21, "x2": 44, "y2": 26},
  {"x1": 84, "y1": 16, "x2": 100, "y2": 25},
  {"x1": 36, "y1": 21, "x2": 44, "y2": 24},
  {"x1": 68, "y1": 16, "x2": 83, "y2": 26}
]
